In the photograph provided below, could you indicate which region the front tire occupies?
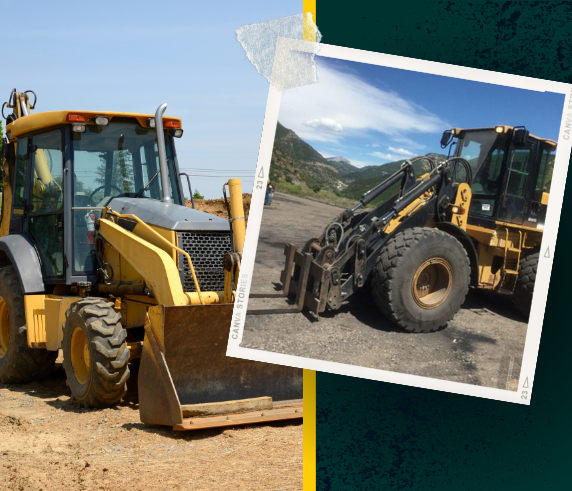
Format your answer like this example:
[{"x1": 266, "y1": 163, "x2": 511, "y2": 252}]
[
  {"x1": 372, "y1": 227, "x2": 471, "y2": 333},
  {"x1": 512, "y1": 251, "x2": 538, "y2": 318},
  {"x1": 0, "y1": 266, "x2": 57, "y2": 383},
  {"x1": 62, "y1": 298, "x2": 130, "y2": 408}
]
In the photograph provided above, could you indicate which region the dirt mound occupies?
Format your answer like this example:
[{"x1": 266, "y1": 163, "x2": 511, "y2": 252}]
[
  {"x1": 0, "y1": 414, "x2": 29, "y2": 429},
  {"x1": 187, "y1": 194, "x2": 251, "y2": 227}
]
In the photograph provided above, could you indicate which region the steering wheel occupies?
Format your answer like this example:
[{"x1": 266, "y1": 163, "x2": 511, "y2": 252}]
[{"x1": 89, "y1": 184, "x2": 123, "y2": 200}]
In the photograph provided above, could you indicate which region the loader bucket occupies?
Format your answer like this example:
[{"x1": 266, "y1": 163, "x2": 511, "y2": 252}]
[{"x1": 138, "y1": 303, "x2": 303, "y2": 430}]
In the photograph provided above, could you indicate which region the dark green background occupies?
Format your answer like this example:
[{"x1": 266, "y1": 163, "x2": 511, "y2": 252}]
[{"x1": 316, "y1": 1, "x2": 571, "y2": 489}]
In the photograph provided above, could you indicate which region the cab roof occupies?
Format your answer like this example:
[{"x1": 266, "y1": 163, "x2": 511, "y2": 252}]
[
  {"x1": 6, "y1": 110, "x2": 182, "y2": 140},
  {"x1": 451, "y1": 125, "x2": 557, "y2": 149}
]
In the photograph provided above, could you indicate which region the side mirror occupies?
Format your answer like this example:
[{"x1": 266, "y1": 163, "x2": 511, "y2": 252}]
[
  {"x1": 513, "y1": 127, "x2": 529, "y2": 147},
  {"x1": 440, "y1": 130, "x2": 452, "y2": 148},
  {"x1": 179, "y1": 172, "x2": 195, "y2": 209}
]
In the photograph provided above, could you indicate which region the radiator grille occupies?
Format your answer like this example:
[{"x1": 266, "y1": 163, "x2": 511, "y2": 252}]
[{"x1": 178, "y1": 232, "x2": 232, "y2": 292}]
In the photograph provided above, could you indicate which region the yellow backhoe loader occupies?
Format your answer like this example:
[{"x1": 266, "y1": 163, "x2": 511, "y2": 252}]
[
  {"x1": 249, "y1": 124, "x2": 555, "y2": 332},
  {"x1": 0, "y1": 89, "x2": 302, "y2": 430}
]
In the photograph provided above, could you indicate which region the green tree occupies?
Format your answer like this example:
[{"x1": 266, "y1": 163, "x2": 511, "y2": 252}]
[
  {"x1": 193, "y1": 189, "x2": 204, "y2": 200},
  {"x1": 93, "y1": 150, "x2": 135, "y2": 200}
]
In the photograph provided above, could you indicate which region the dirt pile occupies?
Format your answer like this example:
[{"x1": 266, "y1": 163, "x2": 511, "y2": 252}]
[{"x1": 187, "y1": 194, "x2": 251, "y2": 227}]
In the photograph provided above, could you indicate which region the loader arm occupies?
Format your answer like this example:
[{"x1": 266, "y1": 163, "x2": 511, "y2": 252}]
[
  {"x1": 95, "y1": 204, "x2": 302, "y2": 430},
  {"x1": 96, "y1": 218, "x2": 191, "y2": 306}
]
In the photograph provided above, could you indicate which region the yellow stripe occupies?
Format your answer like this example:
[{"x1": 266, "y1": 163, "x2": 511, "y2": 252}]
[
  {"x1": 303, "y1": 2, "x2": 317, "y2": 489},
  {"x1": 303, "y1": 0, "x2": 317, "y2": 41},
  {"x1": 303, "y1": 369, "x2": 316, "y2": 490}
]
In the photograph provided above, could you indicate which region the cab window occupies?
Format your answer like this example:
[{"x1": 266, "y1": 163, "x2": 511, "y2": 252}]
[{"x1": 534, "y1": 148, "x2": 554, "y2": 201}]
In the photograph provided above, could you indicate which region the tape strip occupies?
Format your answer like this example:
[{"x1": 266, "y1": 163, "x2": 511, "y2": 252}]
[{"x1": 236, "y1": 13, "x2": 322, "y2": 91}]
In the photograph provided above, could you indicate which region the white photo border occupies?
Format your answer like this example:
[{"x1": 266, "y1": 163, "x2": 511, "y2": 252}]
[{"x1": 227, "y1": 40, "x2": 572, "y2": 405}]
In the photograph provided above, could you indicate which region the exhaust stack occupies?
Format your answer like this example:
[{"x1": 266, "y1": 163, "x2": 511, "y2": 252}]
[{"x1": 155, "y1": 102, "x2": 173, "y2": 204}]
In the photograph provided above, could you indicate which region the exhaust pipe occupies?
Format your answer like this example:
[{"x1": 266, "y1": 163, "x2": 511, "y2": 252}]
[{"x1": 155, "y1": 103, "x2": 173, "y2": 204}]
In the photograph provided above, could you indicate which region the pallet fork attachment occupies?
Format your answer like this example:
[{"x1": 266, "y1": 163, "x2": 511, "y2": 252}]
[{"x1": 247, "y1": 157, "x2": 474, "y2": 318}]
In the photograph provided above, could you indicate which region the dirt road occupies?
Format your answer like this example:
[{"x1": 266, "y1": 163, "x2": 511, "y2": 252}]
[{"x1": 243, "y1": 192, "x2": 527, "y2": 390}]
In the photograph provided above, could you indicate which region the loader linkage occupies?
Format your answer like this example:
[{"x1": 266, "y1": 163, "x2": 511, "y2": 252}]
[{"x1": 248, "y1": 156, "x2": 472, "y2": 317}]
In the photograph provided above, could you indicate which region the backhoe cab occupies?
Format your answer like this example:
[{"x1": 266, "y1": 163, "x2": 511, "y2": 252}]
[
  {"x1": 0, "y1": 89, "x2": 302, "y2": 430},
  {"x1": 250, "y1": 125, "x2": 555, "y2": 333}
]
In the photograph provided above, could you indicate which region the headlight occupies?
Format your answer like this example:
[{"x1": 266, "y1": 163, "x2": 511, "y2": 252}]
[
  {"x1": 170, "y1": 128, "x2": 184, "y2": 138},
  {"x1": 147, "y1": 118, "x2": 156, "y2": 128},
  {"x1": 72, "y1": 123, "x2": 86, "y2": 133},
  {"x1": 94, "y1": 116, "x2": 109, "y2": 126}
]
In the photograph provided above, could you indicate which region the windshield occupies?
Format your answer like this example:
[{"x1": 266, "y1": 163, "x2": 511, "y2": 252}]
[
  {"x1": 71, "y1": 120, "x2": 181, "y2": 275},
  {"x1": 71, "y1": 120, "x2": 181, "y2": 207},
  {"x1": 457, "y1": 130, "x2": 500, "y2": 175},
  {"x1": 457, "y1": 130, "x2": 506, "y2": 218}
]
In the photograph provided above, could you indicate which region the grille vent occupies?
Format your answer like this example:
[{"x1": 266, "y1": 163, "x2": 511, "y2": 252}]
[{"x1": 178, "y1": 231, "x2": 232, "y2": 292}]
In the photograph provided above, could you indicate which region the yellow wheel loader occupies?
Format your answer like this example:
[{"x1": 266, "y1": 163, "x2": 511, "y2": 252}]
[
  {"x1": 0, "y1": 89, "x2": 302, "y2": 430},
  {"x1": 249, "y1": 125, "x2": 555, "y2": 332}
]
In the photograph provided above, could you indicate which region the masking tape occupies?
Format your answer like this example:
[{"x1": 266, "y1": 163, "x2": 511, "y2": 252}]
[{"x1": 236, "y1": 13, "x2": 322, "y2": 91}]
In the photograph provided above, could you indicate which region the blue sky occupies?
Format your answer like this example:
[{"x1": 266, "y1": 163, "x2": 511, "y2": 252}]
[
  {"x1": 3, "y1": 0, "x2": 300, "y2": 198},
  {"x1": 279, "y1": 56, "x2": 566, "y2": 167}
]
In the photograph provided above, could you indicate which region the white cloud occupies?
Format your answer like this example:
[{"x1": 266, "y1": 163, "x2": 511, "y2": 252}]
[
  {"x1": 388, "y1": 146, "x2": 416, "y2": 157},
  {"x1": 279, "y1": 63, "x2": 447, "y2": 144},
  {"x1": 347, "y1": 159, "x2": 370, "y2": 168},
  {"x1": 302, "y1": 117, "x2": 343, "y2": 132},
  {"x1": 370, "y1": 151, "x2": 399, "y2": 161},
  {"x1": 391, "y1": 135, "x2": 426, "y2": 150}
]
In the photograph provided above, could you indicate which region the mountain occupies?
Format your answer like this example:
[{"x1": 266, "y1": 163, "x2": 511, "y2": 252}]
[
  {"x1": 270, "y1": 122, "x2": 348, "y2": 192},
  {"x1": 325, "y1": 156, "x2": 358, "y2": 179},
  {"x1": 270, "y1": 122, "x2": 446, "y2": 203}
]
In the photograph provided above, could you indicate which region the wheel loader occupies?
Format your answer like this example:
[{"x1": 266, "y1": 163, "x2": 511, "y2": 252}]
[
  {"x1": 249, "y1": 124, "x2": 555, "y2": 332},
  {"x1": 0, "y1": 89, "x2": 302, "y2": 430}
]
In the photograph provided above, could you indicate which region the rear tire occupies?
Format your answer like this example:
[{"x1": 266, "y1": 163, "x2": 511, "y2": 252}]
[
  {"x1": 372, "y1": 227, "x2": 471, "y2": 333},
  {"x1": 0, "y1": 266, "x2": 57, "y2": 383},
  {"x1": 512, "y1": 251, "x2": 538, "y2": 318},
  {"x1": 62, "y1": 298, "x2": 130, "y2": 408}
]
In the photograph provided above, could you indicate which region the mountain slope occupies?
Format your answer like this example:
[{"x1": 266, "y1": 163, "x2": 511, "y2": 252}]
[
  {"x1": 325, "y1": 156, "x2": 358, "y2": 180},
  {"x1": 270, "y1": 122, "x2": 348, "y2": 192},
  {"x1": 269, "y1": 121, "x2": 446, "y2": 205}
]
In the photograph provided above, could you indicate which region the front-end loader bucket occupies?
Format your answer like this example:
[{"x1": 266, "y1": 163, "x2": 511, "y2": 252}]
[{"x1": 138, "y1": 303, "x2": 303, "y2": 430}]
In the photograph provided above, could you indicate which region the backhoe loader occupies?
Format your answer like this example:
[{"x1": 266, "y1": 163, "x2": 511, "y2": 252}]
[
  {"x1": 0, "y1": 89, "x2": 302, "y2": 430},
  {"x1": 249, "y1": 125, "x2": 555, "y2": 333}
]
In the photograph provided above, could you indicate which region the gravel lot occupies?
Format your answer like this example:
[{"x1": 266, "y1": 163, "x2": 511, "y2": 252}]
[{"x1": 242, "y1": 192, "x2": 528, "y2": 390}]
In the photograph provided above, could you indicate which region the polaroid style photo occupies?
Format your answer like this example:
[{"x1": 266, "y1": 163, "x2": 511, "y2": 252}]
[{"x1": 227, "y1": 41, "x2": 572, "y2": 404}]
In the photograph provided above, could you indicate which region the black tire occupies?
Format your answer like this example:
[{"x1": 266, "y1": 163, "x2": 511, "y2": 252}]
[
  {"x1": 512, "y1": 251, "x2": 539, "y2": 318},
  {"x1": 62, "y1": 298, "x2": 130, "y2": 408},
  {"x1": 372, "y1": 227, "x2": 471, "y2": 333},
  {"x1": 0, "y1": 266, "x2": 58, "y2": 383}
]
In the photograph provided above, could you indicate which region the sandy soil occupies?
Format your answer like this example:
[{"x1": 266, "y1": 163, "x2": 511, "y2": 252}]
[
  {"x1": 0, "y1": 364, "x2": 302, "y2": 491},
  {"x1": 243, "y1": 192, "x2": 527, "y2": 390},
  {"x1": 0, "y1": 194, "x2": 301, "y2": 491},
  {"x1": 189, "y1": 194, "x2": 251, "y2": 227}
]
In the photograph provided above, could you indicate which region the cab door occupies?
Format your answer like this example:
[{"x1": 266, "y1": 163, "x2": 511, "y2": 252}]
[
  {"x1": 526, "y1": 146, "x2": 554, "y2": 229},
  {"x1": 27, "y1": 129, "x2": 65, "y2": 280},
  {"x1": 497, "y1": 140, "x2": 538, "y2": 225}
]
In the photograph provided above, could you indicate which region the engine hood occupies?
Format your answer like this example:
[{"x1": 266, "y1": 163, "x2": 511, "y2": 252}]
[{"x1": 107, "y1": 198, "x2": 230, "y2": 232}]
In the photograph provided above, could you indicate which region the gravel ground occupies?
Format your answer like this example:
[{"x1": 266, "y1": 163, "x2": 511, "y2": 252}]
[
  {"x1": 0, "y1": 361, "x2": 302, "y2": 491},
  {"x1": 243, "y1": 192, "x2": 527, "y2": 390}
]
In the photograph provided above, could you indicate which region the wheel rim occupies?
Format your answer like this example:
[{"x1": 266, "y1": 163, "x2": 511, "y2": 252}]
[
  {"x1": 412, "y1": 258, "x2": 453, "y2": 309},
  {"x1": 70, "y1": 326, "x2": 90, "y2": 385},
  {"x1": 0, "y1": 297, "x2": 10, "y2": 359}
]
